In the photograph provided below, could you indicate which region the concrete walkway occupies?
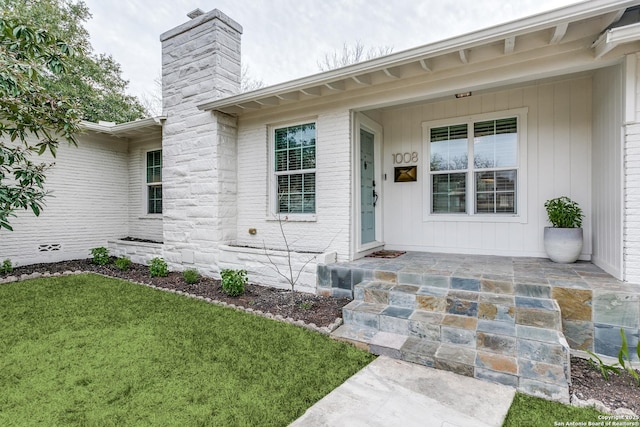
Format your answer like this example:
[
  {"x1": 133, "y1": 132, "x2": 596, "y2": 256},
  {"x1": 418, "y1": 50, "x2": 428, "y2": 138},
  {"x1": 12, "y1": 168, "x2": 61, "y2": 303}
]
[{"x1": 290, "y1": 356, "x2": 516, "y2": 427}]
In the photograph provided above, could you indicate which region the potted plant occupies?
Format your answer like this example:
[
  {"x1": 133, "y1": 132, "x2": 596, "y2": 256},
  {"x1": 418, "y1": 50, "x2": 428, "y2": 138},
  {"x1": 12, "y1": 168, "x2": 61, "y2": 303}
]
[{"x1": 543, "y1": 196, "x2": 584, "y2": 263}]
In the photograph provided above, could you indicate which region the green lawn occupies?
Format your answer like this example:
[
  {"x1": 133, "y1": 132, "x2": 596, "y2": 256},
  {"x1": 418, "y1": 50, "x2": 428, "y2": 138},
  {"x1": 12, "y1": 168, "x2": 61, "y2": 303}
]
[
  {"x1": 0, "y1": 274, "x2": 374, "y2": 426},
  {"x1": 503, "y1": 392, "x2": 606, "y2": 427}
]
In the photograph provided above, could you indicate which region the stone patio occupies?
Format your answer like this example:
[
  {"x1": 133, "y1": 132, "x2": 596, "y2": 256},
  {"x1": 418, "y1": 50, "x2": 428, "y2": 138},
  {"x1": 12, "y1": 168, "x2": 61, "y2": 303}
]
[{"x1": 321, "y1": 252, "x2": 640, "y2": 402}]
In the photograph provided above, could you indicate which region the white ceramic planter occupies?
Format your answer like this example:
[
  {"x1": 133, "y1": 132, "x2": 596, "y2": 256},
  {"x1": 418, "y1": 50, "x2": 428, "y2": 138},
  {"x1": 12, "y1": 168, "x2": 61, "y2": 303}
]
[{"x1": 543, "y1": 227, "x2": 583, "y2": 263}]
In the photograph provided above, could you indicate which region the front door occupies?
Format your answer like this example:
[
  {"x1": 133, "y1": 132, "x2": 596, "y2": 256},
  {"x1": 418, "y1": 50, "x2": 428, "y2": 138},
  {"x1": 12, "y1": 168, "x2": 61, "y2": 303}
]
[{"x1": 360, "y1": 128, "x2": 376, "y2": 245}]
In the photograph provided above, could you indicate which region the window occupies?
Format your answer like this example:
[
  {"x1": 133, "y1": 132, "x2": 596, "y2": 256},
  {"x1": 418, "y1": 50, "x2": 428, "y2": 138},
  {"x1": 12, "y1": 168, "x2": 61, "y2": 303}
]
[
  {"x1": 427, "y1": 114, "x2": 519, "y2": 215},
  {"x1": 146, "y1": 150, "x2": 162, "y2": 214},
  {"x1": 273, "y1": 122, "x2": 316, "y2": 214}
]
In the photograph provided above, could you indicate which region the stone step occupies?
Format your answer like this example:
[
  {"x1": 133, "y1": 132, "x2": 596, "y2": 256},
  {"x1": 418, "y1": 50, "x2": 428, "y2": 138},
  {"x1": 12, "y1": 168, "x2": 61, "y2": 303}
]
[
  {"x1": 333, "y1": 322, "x2": 571, "y2": 402},
  {"x1": 337, "y1": 281, "x2": 571, "y2": 403},
  {"x1": 352, "y1": 281, "x2": 563, "y2": 331}
]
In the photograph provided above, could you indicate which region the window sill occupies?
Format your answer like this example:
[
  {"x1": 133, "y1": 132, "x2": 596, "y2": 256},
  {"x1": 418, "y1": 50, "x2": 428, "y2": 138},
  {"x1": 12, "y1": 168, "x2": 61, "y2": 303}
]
[
  {"x1": 267, "y1": 214, "x2": 317, "y2": 222},
  {"x1": 423, "y1": 213, "x2": 526, "y2": 224},
  {"x1": 138, "y1": 214, "x2": 163, "y2": 220}
]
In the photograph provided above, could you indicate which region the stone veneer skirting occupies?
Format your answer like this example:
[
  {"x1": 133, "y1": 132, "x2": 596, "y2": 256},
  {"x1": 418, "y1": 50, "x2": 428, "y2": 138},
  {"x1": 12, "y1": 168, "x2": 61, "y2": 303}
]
[
  {"x1": 322, "y1": 252, "x2": 640, "y2": 360},
  {"x1": 326, "y1": 252, "x2": 640, "y2": 403}
]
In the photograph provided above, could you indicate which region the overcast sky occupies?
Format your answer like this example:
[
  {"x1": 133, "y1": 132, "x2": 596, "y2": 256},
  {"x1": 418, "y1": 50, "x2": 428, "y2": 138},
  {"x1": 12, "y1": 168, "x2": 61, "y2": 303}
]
[{"x1": 81, "y1": 0, "x2": 582, "y2": 103}]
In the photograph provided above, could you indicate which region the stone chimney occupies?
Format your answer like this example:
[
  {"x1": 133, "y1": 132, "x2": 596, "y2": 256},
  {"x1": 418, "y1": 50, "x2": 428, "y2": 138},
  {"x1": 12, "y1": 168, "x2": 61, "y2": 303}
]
[{"x1": 159, "y1": 9, "x2": 242, "y2": 275}]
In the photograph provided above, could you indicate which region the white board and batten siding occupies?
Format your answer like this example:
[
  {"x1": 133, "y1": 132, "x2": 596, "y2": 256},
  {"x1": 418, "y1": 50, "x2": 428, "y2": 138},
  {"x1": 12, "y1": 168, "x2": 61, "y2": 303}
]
[
  {"x1": 0, "y1": 133, "x2": 130, "y2": 267},
  {"x1": 592, "y1": 64, "x2": 624, "y2": 280},
  {"x1": 379, "y1": 76, "x2": 594, "y2": 260}
]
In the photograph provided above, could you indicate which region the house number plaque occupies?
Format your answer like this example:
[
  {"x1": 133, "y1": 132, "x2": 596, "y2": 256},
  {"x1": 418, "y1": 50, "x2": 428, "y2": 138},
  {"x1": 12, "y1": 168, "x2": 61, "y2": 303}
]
[{"x1": 392, "y1": 152, "x2": 418, "y2": 164}]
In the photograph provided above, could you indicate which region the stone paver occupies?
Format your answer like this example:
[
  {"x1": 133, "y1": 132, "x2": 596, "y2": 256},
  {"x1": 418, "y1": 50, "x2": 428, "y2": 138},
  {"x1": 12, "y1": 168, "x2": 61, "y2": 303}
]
[{"x1": 290, "y1": 356, "x2": 516, "y2": 427}]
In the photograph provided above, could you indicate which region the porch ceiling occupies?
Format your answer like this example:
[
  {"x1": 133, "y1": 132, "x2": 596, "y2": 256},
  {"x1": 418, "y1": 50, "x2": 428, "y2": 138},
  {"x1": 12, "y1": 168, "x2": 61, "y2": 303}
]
[{"x1": 199, "y1": 0, "x2": 640, "y2": 116}]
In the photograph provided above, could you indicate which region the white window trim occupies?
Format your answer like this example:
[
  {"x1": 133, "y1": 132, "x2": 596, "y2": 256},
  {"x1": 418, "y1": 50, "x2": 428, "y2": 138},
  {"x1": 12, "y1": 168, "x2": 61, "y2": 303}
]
[
  {"x1": 267, "y1": 119, "x2": 318, "y2": 222},
  {"x1": 144, "y1": 148, "x2": 162, "y2": 217},
  {"x1": 422, "y1": 108, "x2": 528, "y2": 224}
]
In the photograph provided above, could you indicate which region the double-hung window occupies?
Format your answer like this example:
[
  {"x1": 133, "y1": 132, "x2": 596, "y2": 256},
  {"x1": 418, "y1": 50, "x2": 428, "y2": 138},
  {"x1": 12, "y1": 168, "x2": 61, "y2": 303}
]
[
  {"x1": 146, "y1": 150, "x2": 162, "y2": 214},
  {"x1": 273, "y1": 122, "x2": 316, "y2": 214},
  {"x1": 426, "y1": 112, "x2": 521, "y2": 216}
]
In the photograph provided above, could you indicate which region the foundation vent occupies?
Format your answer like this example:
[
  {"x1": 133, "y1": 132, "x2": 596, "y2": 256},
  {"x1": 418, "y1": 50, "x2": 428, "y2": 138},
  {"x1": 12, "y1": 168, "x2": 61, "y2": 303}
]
[{"x1": 38, "y1": 244, "x2": 61, "y2": 252}]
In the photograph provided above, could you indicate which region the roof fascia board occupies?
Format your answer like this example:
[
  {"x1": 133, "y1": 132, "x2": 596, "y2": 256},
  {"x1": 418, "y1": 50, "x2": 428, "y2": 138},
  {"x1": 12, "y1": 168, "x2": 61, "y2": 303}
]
[
  {"x1": 81, "y1": 116, "x2": 165, "y2": 137},
  {"x1": 198, "y1": 0, "x2": 638, "y2": 112}
]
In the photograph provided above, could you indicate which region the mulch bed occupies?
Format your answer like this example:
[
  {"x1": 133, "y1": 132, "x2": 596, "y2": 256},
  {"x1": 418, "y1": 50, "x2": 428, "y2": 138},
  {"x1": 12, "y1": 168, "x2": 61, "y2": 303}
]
[
  {"x1": 570, "y1": 356, "x2": 640, "y2": 416},
  {"x1": 0, "y1": 259, "x2": 347, "y2": 329},
  {"x1": 2, "y1": 258, "x2": 640, "y2": 415}
]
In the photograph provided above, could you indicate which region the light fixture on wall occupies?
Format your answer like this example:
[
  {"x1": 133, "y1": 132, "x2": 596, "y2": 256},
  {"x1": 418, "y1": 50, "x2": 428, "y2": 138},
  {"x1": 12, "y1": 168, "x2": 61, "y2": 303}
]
[{"x1": 455, "y1": 91, "x2": 472, "y2": 98}]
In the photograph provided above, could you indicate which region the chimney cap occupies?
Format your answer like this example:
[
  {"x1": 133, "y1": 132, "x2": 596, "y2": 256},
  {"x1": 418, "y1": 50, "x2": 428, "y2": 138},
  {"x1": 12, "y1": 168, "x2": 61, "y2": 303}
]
[{"x1": 187, "y1": 8, "x2": 204, "y2": 19}]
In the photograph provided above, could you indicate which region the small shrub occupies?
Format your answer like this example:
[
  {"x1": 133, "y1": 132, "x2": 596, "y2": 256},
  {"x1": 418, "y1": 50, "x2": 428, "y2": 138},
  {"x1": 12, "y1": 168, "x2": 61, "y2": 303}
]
[
  {"x1": 300, "y1": 301, "x2": 314, "y2": 310},
  {"x1": 182, "y1": 268, "x2": 200, "y2": 284},
  {"x1": 0, "y1": 259, "x2": 12, "y2": 274},
  {"x1": 90, "y1": 247, "x2": 110, "y2": 265},
  {"x1": 149, "y1": 257, "x2": 168, "y2": 278},
  {"x1": 220, "y1": 269, "x2": 247, "y2": 297},
  {"x1": 114, "y1": 256, "x2": 131, "y2": 271}
]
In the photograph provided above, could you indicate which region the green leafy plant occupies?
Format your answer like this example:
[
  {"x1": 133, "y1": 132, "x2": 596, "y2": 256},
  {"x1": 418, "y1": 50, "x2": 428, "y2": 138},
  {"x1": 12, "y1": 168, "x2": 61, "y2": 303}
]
[
  {"x1": 587, "y1": 328, "x2": 640, "y2": 385},
  {"x1": 544, "y1": 196, "x2": 583, "y2": 228},
  {"x1": 0, "y1": 259, "x2": 13, "y2": 274},
  {"x1": 182, "y1": 269, "x2": 200, "y2": 284},
  {"x1": 220, "y1": 269, "x2": 247, "y2": 297},
  {"x1": 149, "y1": 257, "x2": 168, "y2": 278},
  {"x1": 586, "y1": 351, "x2": 620, "y2": 381},
  {"x1": 0, "y1": 17, "x2": 81, "y2": 231},
  {"x1": 114, "y1": 256, "x2": 131, "y2": 271},
  {"x1": 90, "y1": 247, "x2": 110, "y2": 266},
  {"x1": 618, "y1": 329, "x2": 640, "y2": 385},
  {"x1": 300, "y1": 301, "x2": 314, "y2": 310}
]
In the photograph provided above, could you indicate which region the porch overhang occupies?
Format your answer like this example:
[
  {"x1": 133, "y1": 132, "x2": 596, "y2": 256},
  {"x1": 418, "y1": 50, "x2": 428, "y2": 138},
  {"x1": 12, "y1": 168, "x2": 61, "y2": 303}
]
[{"x1": 198, "y1": 0, "x2": 640, "y2": 116}]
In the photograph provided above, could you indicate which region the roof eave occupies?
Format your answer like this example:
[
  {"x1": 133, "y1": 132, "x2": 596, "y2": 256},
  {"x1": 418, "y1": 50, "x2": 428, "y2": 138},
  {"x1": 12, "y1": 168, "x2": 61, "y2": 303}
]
[
  {"x1": 198, "y1": 0, "x2": 639, "y2": 113},
  {"x1": 81, "y1": 116, "x2": 165, "y2": 138}
]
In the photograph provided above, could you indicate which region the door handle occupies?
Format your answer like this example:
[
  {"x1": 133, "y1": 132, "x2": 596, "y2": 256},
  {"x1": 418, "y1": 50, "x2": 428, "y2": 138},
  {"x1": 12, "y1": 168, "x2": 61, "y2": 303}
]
[{"x1": 373, "y1": 189, "x2": 378, "y2": 207}]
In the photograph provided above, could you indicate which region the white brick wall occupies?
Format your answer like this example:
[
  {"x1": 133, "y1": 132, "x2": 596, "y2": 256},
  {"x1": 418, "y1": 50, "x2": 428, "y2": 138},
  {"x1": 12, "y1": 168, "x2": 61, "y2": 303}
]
[
  {"x1": 127, "y1": 136, "x2": 163, "y2": 242},
  {"x1": 0, "y1": 133, "x2": 130, "y2": 266},
  {"x1": 624, "y1": 123, "x2": 640, "y2": 282},
  {"x1": 108, "y1": 239, "x2": 163, "y2": 266},
  {"x1": 234, "y1": 111, "x2": 352, "y2": 264},
  {"x1": 218, "y1": 244, "x2": 336, "y2": 294},
  {"x1": 623, "y1": 54, "x2": 640, "y2": 283}
]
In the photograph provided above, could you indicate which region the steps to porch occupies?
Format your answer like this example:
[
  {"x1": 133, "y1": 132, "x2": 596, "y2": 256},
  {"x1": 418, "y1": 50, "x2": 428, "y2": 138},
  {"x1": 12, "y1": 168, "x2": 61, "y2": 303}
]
[
  {"x1": 334, "y1": 279, "x2": 572, "y2": 402},
  {"x1": 323, "y1": 252, "x2": 640, "y2": 403}
]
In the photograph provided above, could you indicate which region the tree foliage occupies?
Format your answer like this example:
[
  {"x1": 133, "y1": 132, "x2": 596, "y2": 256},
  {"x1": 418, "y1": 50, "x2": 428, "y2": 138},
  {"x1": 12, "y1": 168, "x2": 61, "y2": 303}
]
[
  {"x1": 317, "y1": 41, "x2": 394, "y2": 71},
  {"x1": 1, "y1": 0, "x2": 147, "y2": 123},
  {"x1": 0, "y1": 16, "x2": 81, "y2": 230}
]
